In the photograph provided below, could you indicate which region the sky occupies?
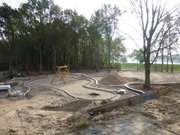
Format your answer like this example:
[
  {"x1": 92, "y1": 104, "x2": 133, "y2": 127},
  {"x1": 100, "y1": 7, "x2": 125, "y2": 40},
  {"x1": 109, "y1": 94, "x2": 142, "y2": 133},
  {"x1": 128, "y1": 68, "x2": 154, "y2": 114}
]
[{"x1": 0, "y1": 0, "x2": 179, "y2": 55}]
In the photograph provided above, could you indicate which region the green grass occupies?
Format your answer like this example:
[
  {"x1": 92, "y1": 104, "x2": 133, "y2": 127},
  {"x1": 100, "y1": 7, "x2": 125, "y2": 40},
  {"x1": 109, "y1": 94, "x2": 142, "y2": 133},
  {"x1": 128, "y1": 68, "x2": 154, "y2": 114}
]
[
  {"x1": 76, "y1": 118, "x2": 89, "y2": 129},
  {"x1": 113, "y1": 63, "x2": 180, "y2": 72}
]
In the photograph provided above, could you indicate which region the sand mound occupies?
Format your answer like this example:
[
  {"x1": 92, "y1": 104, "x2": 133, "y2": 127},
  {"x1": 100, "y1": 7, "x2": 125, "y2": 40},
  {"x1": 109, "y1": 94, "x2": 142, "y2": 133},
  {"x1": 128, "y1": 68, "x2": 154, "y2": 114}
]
[{"x1": 99, "y1": 72, "x2": 139, "y2": 85}]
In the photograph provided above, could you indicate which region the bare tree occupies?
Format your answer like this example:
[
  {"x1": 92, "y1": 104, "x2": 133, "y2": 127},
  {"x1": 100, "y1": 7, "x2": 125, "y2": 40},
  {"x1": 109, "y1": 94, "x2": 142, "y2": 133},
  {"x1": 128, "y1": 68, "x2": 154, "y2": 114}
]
[
  {"x1": 169, "y1": 48, "x2": 174, "y2": 73},
  {"x1": 130, "y1": 0, "x2": 172, "y2": 89},
  {"x1": 166, "y1": 49, "x2": 170, "y2": 72},
  {"x1": 161, "y1": 43, "x2": 164, "y2": 72},
  {"x1": 162, "y1": 13, "x2": 179, "y2": 73}
]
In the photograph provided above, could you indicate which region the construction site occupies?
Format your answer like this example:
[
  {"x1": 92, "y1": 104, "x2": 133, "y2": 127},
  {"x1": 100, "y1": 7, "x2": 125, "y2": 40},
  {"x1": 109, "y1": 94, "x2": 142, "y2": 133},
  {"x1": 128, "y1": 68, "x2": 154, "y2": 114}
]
[
  {"x1": 0, "y1": 69, "x2": 180, "y2": 135},
  {"x1": 0, "y1": 0, "x2": 180, "y2": 134}
]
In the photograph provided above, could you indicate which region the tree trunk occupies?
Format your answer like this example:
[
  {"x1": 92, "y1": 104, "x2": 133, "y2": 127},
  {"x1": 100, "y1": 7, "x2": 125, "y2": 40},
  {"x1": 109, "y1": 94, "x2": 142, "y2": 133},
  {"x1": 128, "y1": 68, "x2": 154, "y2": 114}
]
[
  {"x1": 15, "y1": 53, "x2": 18, "y2": 70},
  {"x1": 25, "y1": 55, "x2": 29, "y2": 71},
  {"x1": 166, "y1": 51, "x2": 169, "y2": 72},
  {"x1": 144, "y1": 43, "x2": 151, "y2": 90},
  {"x1": 9, "y1": 38, "x2": 14, "y2": 74},
  {"x1": 169, "y1": 49, "x2": 174, "y2": 73},
  {"x1": 144, "y1": 61, "x2": 151, "y2": 90},
  {"x1": 161, "y1": 46, "x2": 164, "y2": 72},
  {"x1": 95, "y1": 46, "x2": 99, "y2": 72},
  {"x1": 9, "y1": 55, "x2": 12, "y2": 74},
  {"x1": 39, "y1": 45, "x2": 42, "y2": 73},
  {"x1": 107, "y1": 36, "x2": 111, "y2": 72},
  {"x1": 52, "y1": 47, "x2": 57, "y2": 72}
]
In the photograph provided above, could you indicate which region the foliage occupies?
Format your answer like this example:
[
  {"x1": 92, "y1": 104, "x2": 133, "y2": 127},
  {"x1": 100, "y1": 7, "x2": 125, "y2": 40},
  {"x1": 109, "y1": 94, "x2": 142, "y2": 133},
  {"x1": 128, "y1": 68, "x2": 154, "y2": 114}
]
[
  {"x1": 90, "y1": 4, "x2": 122, "y2": 67},
  {"x1": 130, "y1": 49, "x2": 144, "y2": 64},
  {"x1": 0, "y1": 0, "x2": 126, "y2": 72}
]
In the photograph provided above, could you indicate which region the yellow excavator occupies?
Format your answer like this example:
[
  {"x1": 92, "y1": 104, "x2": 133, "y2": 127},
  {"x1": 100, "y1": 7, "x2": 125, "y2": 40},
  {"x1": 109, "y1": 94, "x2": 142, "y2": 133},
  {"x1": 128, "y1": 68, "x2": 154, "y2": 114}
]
[{"x1": 51, "y1": 65, "x2": 69, "y2": 83}]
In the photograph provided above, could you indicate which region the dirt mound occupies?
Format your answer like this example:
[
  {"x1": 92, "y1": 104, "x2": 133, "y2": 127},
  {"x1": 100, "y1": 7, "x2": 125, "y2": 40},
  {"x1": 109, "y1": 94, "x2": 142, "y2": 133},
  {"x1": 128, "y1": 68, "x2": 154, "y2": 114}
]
[{"x1": 99, "y1": 72, "x2": 139, "y2": 85}]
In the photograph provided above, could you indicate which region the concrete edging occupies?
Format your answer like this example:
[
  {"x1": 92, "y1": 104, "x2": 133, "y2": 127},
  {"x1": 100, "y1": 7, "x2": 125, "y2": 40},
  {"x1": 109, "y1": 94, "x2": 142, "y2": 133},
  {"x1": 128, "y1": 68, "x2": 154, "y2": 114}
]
[{"x1": 88, "y1": 82, "x2": 172, "y2": 115}]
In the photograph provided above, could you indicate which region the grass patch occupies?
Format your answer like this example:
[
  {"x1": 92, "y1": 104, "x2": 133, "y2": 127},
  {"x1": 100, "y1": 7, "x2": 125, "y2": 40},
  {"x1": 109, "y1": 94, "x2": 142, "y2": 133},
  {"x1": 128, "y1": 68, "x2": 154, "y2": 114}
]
[
  {"x1": 76, "y1": 117, "x2": 89, "y2": 130},
  {"x1": 112, "y1": 63, "x2": 180, "y2": 72}
]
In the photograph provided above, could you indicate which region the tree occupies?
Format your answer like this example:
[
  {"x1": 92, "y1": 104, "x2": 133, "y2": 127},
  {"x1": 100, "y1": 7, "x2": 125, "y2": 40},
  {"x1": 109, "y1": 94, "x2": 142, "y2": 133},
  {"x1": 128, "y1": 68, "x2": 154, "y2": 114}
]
[
  {"x1": 164, "y1": 13, "x2": 179, "y2": 73},
  {"x1": 130, "y1": 49, "x2": 144, "y2": 71},
  {"x1": 111, "y1": 37, "x2": 126, "y2": 64},
  {"x1": 130, "y1": 0, "x2": 170, "y2": 89},
  {"x1": 0, "y1": 1, "x2": 126, "y2": 73},
  {"x1": 91, "y1": 4, "x2": 122, "y2": 70},
  {"x1": 158, "y1": 12, "x2": 179, "y2": 73},
  {"x1": 0, "y1": 3, "x2": 20, "y2": 73}
]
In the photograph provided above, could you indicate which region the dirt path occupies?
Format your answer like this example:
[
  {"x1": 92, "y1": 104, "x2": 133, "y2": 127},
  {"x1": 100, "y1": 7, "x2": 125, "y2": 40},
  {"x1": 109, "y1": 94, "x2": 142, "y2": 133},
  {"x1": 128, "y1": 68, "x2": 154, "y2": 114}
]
[
  {"x1": 60, "y1": 80, "x2": 115, "y2": 100},
  {"x1": 28, "y1": 74, "x2": 117, "y2": 100}
]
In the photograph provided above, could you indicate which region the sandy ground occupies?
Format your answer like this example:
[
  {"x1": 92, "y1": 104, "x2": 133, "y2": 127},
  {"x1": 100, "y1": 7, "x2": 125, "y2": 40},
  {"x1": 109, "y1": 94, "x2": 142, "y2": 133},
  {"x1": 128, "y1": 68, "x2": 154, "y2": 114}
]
[
  {"x1": 78, "y1": 89, "x2": 180, "y2": 135},
  {"x1": 119, "y1": 71, "x2": 180, "y2": 82},
  {"x1": 143, "y1": 90, "x2": 180, "y2": 133},
  {"x1": 0, "y1": 71, "x2": 180, "y2": 135},
  {"x1": 28, "y1": 74, "x2": 117, "y2": 100},
  {"x1": 0, "y1": 86, "x2": 75, "y2": 135},
  {"x1": 74, "y1": 71, "x2": 180, "y2": 135},
  {"x1": 0, "y1": 73, "x2": 120, "y2": 135},
  {"x1": 60, "y1": 80, "x2": 115, "y2": 100}
]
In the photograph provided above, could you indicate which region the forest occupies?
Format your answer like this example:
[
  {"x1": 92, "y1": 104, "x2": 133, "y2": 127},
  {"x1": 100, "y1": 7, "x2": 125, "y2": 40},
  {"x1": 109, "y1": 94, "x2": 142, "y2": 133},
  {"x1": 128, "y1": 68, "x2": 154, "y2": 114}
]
[
  {"x1": 0, "y1": 1, "x2": 180, "y2": 134},
  {"x1": 0, "y1": 0, "x2": 126, "y2": 72},
  {"x1": 0, "y1": 0, "x2": 180, "y2": 88}
]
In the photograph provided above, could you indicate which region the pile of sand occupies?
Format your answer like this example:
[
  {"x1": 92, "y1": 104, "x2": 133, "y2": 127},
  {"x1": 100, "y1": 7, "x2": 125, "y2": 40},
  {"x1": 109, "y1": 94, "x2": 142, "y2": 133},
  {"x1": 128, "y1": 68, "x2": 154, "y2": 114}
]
[{"x1": 99, "y1": 72, "x2": 139, "y2": 85}]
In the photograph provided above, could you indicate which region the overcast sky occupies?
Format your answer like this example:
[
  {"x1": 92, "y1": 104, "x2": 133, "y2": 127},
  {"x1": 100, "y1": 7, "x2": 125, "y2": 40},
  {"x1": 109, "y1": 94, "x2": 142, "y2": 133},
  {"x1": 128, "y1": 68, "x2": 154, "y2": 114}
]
[{"x1": 0, "y1": 0, "x2": 179, "y2": 54}]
